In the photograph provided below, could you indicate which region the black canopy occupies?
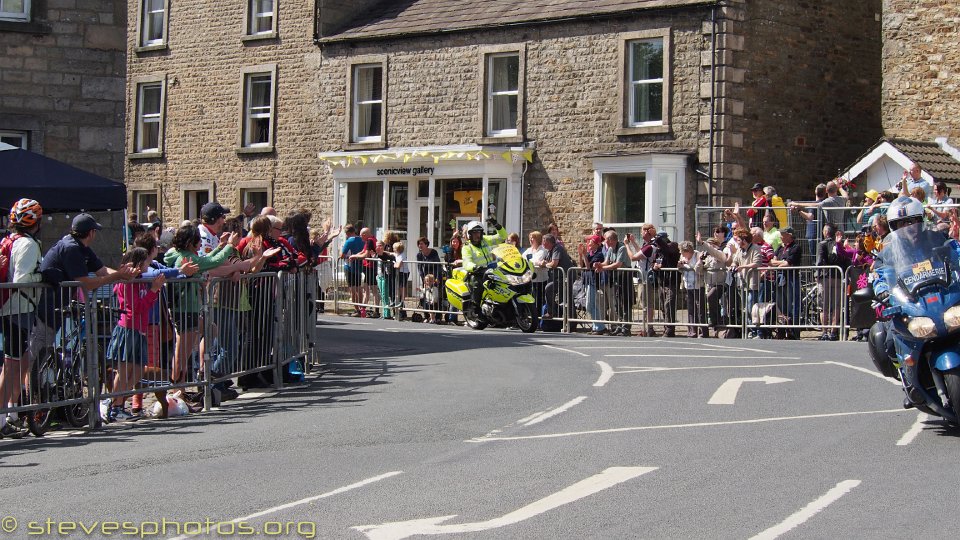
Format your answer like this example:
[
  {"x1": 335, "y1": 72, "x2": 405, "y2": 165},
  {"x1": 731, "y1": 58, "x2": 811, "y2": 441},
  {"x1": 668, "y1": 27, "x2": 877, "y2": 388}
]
[{"x1": 0, "y1": 146, "x2": 127, "y2": 212}]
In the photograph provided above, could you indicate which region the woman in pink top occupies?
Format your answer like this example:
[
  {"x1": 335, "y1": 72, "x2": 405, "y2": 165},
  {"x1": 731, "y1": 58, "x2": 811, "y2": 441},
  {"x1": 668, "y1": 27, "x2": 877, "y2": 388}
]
[{"x1": 103, "y1": 247, "x2": 165, "y2": 422}]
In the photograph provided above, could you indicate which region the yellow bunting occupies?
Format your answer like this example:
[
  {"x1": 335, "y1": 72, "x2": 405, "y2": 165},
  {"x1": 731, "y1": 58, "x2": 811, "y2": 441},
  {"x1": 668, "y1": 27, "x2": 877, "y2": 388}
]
[
  {"x1": 522, "y1": 150, "x2": 534, "y2": 163},
  {"x1": 360, "y1": 156, "x2": 368, "y2": 165},
  {"x1": 403, "y1": 153, "x2": 412, "y2": 163},
  {"x1": 501, "y1": 151, "x2": 512, "y2": 163}
]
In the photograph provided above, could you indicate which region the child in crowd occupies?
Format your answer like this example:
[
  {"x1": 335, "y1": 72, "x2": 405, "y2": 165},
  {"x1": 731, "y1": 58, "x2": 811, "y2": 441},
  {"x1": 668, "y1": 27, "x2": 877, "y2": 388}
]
[
  {"x1": 393, "y1": 241, "x2": 409, "y2": 319},
  {"x1": 678, "y1": 241, "x2": 707, "y2": 337},
  {"x1": 103, "y1": 247, "x2": 165, "y2": 422},
  {"x1": 419, "y1": 273, "x2": 440, "y2": 323}
]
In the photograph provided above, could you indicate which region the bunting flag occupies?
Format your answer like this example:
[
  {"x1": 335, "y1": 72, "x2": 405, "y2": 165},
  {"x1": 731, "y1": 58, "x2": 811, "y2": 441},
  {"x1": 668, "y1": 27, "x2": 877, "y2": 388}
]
[{"x1": 319, "y1": 148, "x2": 536, "y2": 169}]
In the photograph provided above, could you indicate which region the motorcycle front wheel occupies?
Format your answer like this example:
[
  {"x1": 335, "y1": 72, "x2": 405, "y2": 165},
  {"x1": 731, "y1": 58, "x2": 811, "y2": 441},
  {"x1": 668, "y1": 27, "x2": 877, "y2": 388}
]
[
  {"x1": 515, "y1": 302, "x2": 538, "y2": 333},
  {"x1": 943, "y1": 369, "x2": 960, "y2": 425},
  {"x1": 463, "y1": 306, "x2": 488, "y2": 330}
]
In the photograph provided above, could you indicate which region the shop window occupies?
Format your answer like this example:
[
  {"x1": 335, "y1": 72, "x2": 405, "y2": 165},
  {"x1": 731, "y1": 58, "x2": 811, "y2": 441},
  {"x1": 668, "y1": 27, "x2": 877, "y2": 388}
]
[
  {"x1": 0, "y1": 0, "x2": 29, "y2": 22},
  {"x1": 345, "y1": 181, "x2": 383, "y2": 232}
]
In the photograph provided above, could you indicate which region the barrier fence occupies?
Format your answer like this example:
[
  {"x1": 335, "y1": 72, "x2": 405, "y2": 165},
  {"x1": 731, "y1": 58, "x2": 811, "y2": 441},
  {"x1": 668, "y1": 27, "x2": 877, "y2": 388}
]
[
  {"x1": 0, "y1": 270, "x2": 316, "y2": 434},
  {"x1": 317, "y1": 254, "x2": 874, "y2": 341}
]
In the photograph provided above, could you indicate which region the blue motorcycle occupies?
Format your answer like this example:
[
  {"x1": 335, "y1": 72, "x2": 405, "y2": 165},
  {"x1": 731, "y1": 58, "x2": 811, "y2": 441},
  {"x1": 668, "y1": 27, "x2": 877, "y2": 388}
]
[{"x1": 863, "y1": 224, "x2": 960, "y2": 423}]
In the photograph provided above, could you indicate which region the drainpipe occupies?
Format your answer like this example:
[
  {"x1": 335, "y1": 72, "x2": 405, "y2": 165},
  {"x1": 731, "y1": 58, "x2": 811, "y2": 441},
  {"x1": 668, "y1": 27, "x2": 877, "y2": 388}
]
[
  {"x1": 707, "y1": 1, "x2": 719, "y2": 207},
  {"x1": 313, "y1": 0, "x2": 321, "y2": 44}
]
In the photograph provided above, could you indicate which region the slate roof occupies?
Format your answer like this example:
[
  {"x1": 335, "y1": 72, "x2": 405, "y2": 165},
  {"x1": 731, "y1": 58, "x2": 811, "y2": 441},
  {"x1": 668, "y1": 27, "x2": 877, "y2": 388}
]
[
  {"x1": 886, "y1": 138, "x2": 960, "y2": 184},
  {"x1": 320, "y1": 0, "x2": 716, "y2": 43}
]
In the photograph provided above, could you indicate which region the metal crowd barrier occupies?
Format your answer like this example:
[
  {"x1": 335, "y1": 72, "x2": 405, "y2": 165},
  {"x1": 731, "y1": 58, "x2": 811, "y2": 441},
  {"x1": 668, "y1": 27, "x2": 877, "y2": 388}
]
[{"x1": 0, "y1": 269, "x2": 317, "y2": 435}]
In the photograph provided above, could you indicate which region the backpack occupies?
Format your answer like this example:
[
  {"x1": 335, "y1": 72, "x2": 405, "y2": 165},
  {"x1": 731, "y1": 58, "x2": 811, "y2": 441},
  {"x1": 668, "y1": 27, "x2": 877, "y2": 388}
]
[{"x1": 0, "y1": 233, "x2": 26, "y2": 306}]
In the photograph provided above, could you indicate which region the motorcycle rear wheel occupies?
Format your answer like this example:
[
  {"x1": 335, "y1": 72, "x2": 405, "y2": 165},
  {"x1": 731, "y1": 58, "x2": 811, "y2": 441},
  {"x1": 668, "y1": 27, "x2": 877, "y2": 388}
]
[
  {"x1": 515, "y1": 303, "x2": 538, "y2": 333},
  {"x1": 463, "y1": 306, "x2": 488, "y2": 330},
  {"x1": 943, "y1": 369, "x2": 960, "y2": 425}
]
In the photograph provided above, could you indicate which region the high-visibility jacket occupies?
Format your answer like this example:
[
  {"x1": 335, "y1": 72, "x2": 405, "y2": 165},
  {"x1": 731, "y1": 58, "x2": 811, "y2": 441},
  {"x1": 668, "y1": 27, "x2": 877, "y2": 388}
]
[{"x1": 461, "y1": 227, "x2": 507, "y2": 272}]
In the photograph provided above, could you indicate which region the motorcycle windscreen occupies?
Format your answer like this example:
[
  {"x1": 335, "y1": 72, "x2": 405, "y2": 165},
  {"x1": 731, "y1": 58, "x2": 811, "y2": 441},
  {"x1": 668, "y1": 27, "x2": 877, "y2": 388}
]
[
  {"x1": 882, "y1": 223, "x2": 955, "y2": 296},
  {"x1": 491, "y1": 243, "x2": 524, "y2": 265}
]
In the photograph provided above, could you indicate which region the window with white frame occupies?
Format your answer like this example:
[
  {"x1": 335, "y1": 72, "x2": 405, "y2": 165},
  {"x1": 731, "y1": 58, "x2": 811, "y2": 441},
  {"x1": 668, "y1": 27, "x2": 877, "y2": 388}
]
[
  {"x1": 240, "y1": 188, "x2": 269, "y2": 215},
  {"x1": 183, "y1": 189, "x2": 211, "y2": 220},
  {"x1": 352, "y1": 64, "x2": 383, "y2": 143},
  {"x1": 0, "y1": 0, "x2": 29, "y2": 22},
  {"x1": 135, "y1": 82, "x2": 164, "y2": 153},
  {"x1": 139, "y1": 0, "x2": 167, "y2": 47},
  {"x1": 243, "y1": 72, "x2": 274, "y2": 147},
  {"x1": 486, "y1": 53, "x2": 519, "y2": 136},
  {"x1": 593, "y1": 155, "x2": 687, "y2": 241},
  {"x1": 248, "y1": 0, "x2": 275, "y2": 35},
  {"x1": 133, "y1": 190, "x2": 159, "y2": 220},
  {"x1": 0, "y1": 130, "x2": 28, "y2": 149},
  {"x1": 627, "y1": 38, "x2": 665, "y2": 126}
]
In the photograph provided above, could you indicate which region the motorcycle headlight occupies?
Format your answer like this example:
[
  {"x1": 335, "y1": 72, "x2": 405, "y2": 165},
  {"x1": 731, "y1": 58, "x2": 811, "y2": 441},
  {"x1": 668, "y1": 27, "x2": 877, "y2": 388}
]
[
  {"x1": 504, "y1": 272, "x2": 532, "y2": 286},
  {"x1": 907, "y1": 317, "x2": 937, "y2": 339},
  {"x1": 945, "y1": 305, "x2": 960, "y2": 331}
]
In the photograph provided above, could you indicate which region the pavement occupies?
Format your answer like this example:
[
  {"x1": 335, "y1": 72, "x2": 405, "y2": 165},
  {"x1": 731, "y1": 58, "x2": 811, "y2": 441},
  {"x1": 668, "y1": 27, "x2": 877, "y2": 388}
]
[{"x1": 0, "y1": 314, "x2": 956, "y2": 539}]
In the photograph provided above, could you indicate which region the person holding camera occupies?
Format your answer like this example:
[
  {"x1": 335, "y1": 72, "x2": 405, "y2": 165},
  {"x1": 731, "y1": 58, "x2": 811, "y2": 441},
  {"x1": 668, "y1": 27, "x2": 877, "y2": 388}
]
[
  {"x1": 625, "y1": 224, "x2": 658, "y2": 336},
  {"x1": 899, "y1": 163, "x2": 933, "y2": 202}
]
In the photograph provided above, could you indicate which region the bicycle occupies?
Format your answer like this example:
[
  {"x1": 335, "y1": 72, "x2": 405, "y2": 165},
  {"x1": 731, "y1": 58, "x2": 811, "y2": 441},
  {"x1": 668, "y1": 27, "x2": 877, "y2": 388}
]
[{"x1": 25, "y1": 301, "x2": 117, "y2": 436}]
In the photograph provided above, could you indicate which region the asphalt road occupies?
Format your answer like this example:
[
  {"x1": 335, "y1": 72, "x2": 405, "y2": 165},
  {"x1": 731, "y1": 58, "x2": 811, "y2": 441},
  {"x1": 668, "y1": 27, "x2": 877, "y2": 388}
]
[{"x1": 0, "y1": 315, "x2": 956, "y2": 540}]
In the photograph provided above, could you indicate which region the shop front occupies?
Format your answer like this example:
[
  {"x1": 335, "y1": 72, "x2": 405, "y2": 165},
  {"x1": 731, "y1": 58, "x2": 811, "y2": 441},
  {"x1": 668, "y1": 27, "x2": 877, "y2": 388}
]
[{"x1": 321, "y1": 145, "x2": 529, "y2": 248}]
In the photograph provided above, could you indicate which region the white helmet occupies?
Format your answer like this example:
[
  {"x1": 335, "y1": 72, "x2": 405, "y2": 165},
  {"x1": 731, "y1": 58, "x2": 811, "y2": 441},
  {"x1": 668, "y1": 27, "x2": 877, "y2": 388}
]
[
  {"x1": 886, "y1": 196, "x2": 924, "y2": 231},
  {"x1": 466, "y1": 221, "x2": 484, "y2": 234}
]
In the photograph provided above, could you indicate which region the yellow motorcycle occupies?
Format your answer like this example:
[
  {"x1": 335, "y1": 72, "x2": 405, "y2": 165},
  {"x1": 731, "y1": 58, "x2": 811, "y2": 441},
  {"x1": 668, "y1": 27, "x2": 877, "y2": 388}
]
[{"x1": 445, "y1": 244, "x2": 538, "y2": 332}]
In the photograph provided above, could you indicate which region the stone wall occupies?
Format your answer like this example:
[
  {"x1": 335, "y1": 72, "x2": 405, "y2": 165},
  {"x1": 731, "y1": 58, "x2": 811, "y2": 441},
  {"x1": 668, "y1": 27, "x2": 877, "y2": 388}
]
[
  {"x1": 713, "y1": 0, "x2": 883, "y2": 204},
  {"x1": 0, "y1": 0, "x2": 127, "y2": 182},
  {"x1": 882, "y1": 0, "x2": 960, "y2": 142},
  {"x1": 124, "y1": 0, "x2": 326, "y2": 222},
  {"x1": 320, "y1": 10, "x2": 711, "y2": 239}
]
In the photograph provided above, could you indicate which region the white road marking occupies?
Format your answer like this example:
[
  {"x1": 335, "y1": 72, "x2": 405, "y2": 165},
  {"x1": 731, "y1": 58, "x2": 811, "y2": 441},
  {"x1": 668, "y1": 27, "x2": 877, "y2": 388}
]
[
  {"x1": 825, "y1": 361, "x2": 901, "y2": 386},
  {"x1": 521, "y1": 397, "x2": 588, "y2": 426},
  {"x1": 896, "y1": 412, "x2": 932, "y2": 446},
  {"x1": 747, "y1": 480, "x2": 861, "y2": 540},
  {"x1": 616, "y1": 362, "x2": 826, "y2": 373},
  {"x1": 594, "y1": 361, "x2": 614, "y2": 387},
  {"x1": 168, "y1": 471, "x2": 403, "y2": 540},
  {"x1": 540, "y1": 344, "x2": 590, "y2": 357},
  {"x1": 606, "y1": 355, "x2": 801, "y2": 360},
  {"x1": 467, "y1": 409, "x2": 904, "y2": 442},
  {"x1": 352, "y1": 466, "x2": 657, "y2": 540},
  {"x1": 688, "y1": 342, "x2": 778, "y2": 354},
  {"x1": 708, "y1": 376, "x2": 794, "y2": 405}
]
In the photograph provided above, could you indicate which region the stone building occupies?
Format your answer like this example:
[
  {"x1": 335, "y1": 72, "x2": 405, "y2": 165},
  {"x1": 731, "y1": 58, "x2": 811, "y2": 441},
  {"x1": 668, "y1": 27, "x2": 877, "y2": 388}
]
[
  {"x1": 1, "y1": 0, "x2": 127, "y2": 258},
  {"x1": 125, "y1": 0, "x2": 883, "y2": 244},
  {"x1": 841, "y1": 1, "x2": 959, "y2": 197}
]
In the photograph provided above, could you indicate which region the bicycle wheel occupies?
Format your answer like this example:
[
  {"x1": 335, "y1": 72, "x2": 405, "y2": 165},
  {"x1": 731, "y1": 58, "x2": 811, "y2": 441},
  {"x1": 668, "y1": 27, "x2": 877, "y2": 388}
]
[
  {"x1": 61, "y1": 360, "x2": 91, "y2": 428},
  {"x1": 26, "y1": 350, "x2": 57, "y2": 437}
]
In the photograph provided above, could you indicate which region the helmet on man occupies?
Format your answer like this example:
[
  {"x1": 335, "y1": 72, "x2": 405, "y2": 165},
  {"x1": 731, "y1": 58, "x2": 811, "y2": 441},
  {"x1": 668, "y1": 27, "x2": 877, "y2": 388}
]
[
  {"x1": 8, "y1": 198, "x2": 42, "y2": 229},
  {"x1": 466, "y1": 220, "x2": 485, "y2": 246},
  {"x1": 886, "y1": 196, "x2": 924, "y2": 231}
]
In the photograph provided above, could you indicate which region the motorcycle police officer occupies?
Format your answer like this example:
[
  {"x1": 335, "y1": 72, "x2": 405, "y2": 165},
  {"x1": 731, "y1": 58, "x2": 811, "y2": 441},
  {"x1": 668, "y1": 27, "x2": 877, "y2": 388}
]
[
  {"x1": 870, "y1": 196, "x2": 960, "y2": 406},
  {"x1": 461, "y1": 217, "x2": 507, "y2": 314}
]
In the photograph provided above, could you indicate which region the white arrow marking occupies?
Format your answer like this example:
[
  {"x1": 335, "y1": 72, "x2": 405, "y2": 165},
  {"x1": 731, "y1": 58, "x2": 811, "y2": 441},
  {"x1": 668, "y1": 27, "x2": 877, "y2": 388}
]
[
  {"x1": 708, "y1": 376, "x2": 793, "y2": 405},
  {"x1": 352, "y1": 466, "x2": 657, "y2": 540}
]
